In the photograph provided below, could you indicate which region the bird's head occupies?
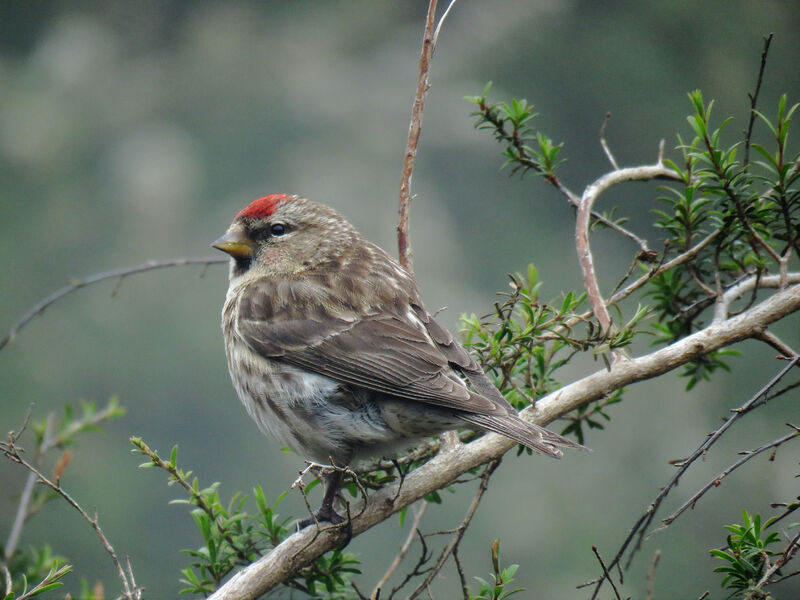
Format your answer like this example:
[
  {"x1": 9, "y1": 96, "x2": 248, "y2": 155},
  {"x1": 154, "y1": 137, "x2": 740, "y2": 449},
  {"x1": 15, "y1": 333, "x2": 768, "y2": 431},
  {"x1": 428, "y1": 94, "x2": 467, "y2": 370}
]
[{"x1": 212, "y1": 194, "x2": 359, "y2": 280}]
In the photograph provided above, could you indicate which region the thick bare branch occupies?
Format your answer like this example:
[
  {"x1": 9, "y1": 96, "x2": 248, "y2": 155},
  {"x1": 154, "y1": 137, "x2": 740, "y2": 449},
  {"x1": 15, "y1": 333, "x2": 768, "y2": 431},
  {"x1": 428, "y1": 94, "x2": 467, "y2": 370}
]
[{"x1": 210, "y1": 284, "x2": 800, "y2": 600}]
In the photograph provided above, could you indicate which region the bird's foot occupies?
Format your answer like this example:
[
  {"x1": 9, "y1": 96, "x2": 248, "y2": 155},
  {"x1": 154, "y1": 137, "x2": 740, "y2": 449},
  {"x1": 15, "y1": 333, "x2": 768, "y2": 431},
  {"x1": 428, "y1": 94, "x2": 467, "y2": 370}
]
[
  {"x1": 297, "y1": 505, "x2": 346, "y2": 529},
  {"x1": 297, "y1": 505, "x2": 353, "y2": 547}
]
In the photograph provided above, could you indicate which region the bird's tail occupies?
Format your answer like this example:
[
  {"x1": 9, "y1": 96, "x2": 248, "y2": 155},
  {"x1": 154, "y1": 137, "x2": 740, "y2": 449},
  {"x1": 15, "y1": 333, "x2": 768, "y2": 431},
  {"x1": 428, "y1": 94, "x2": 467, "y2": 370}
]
[{"x1": 460, "y1": 413, "x2": 586, "y2": 459}]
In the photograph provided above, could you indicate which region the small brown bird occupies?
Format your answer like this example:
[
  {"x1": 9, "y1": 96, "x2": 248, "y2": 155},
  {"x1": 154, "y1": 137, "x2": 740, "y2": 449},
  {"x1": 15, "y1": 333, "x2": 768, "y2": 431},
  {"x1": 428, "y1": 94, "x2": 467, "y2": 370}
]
[{"x1": 213, "y1": 194, "x2": 580, "y2": 524}]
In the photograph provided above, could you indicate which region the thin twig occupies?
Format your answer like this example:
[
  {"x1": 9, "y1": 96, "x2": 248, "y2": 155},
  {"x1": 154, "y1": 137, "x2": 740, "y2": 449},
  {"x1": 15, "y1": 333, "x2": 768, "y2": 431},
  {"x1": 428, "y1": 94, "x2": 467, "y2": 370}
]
[
  {"x1": 770, "y1": 569, "x2": 800, "y2": 585},
  {"x1": 3, "y1": 406, "x2": 39, "y2": 563},
  {"x1": 132, "y1": 437, "x2": 252, "y2": 563},
  {"x1": 2, "y1": 440, "x2": 139, "y2": 599},
  {"x1": 0, "y1": 257, "x2": 227, "y2": 353},
  {"x1": 475, "y1": 100, "x2": 653, "y2": 251},
  {"x1": 591, "y1": 546, "x2": 622, "y2": 600},
  {"x1": 589, "y1": 355, "x2": 800, "y2": 599},
  {"x1": 744, "y1": 33, "x2": 774, "y2": 167},
  {"x1": 756, "y1": 330, "x2": 798, "y2": 359},
  {"x1": 758, "y1": 525, "x2": 800, "y2": 587},
  {"x1": 406, "y1": 459, "x2": 501, "y2": 600},
  {"x1": 432, "y1": 0, "x2": 457, "y2": 47},
  {"x1": 126, "y1": 556, "x2": 138, "y2": 599},
  {"x1": 538, "y1": 229, "x2": 721, "y2": 345},
  {"x1": 387, "y1": 530, "x2": 432, "y2": 600},
  {"x1": 3, "y1": 400, "x2": 117, "y2": 568},
  {"x1": 599, "y1": 112, "x2": 619, "y2": 170},
  {"x1": 654, "y1": 428, "x2": 800, "y2": 532},
  {"x1": 398, "y1": 0, "x2": 439, "y2": 272},
  {"x1": 609, "y1": 230, "x2": 720, "y2": 305},
  {"x1": 372, "y1": 502, "x2": 428, "y2": 599},
  {"x1": 644, "y1": 550, "x2": 660, "y2": 600},
  {"x1": 453, "y1": 549, "x2": 469, "y2": 600}
]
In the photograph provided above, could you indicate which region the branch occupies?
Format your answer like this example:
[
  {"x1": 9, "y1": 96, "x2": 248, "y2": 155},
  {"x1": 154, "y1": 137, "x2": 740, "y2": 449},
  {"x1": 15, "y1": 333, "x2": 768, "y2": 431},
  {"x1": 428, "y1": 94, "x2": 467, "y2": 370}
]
[
  {"x1": 656, "y1": 427, "x2": 800, "y2": 530},
  {"x1": 744, "y1": 33, "x2": 774, "y2": 167},
  {"x1": 575, "y1": 153, "x2": 680, "y2": 333},
  {"x1": 756, "y1": 329, "x2": 798, "y2": 358},
  {"x1": 398, "y1": 0, "x2": 439, "y2": 272},
  {"x1": 371, "y1": 501, "x2": 428, "y2": 599},
  {"x1": 4, "y1": 400, "x2": 122, "y2": 569},
  {"x1": 432, "y1": 0, "x2": 458, "y2": 47},
  {"x1": 0, "y1": 257, "x2": 227, "y2": 353},
  {"x1": 644, "y1": 550, "x2": 660, "y2": 600},
  {"x1": 2, "y1": 438, "x2": 140, "y2": 599},
  {"x1": 608, "y1": 230, "x2": 720, "y2": 306},
  {"x1": 538, "y1": 228, "x2": 722, "y2": 346},
  {"x1": 406, "y1": 459, "x2": 500, "y2": 600},
  {"x1": 591, "y1": 547, "x2": 622, "y2": 600},
  {"x1": 599, "y1": 112, "x2": 619, "y2": 170},
  {"x1": 3, "y1": 407, "x2": 40, "y2": 566},
  {"x1": 588, "y1": 355, "x2": 800, "y2": 599},
  {"x1": 714, "y1": 272, "x2": 800, "y2": 322},
  {"x1": 209, "y1": 284, "x2": 800, "y2": 600},
  {"x1": 758, "y1": 528, "x2": 800, "y2": 587},
  {"x1": 131, "y1": 437, "x2": 252, "y2": 564},
  {"x1": 474, "y1": 101, "x2": 651, "y2": 252}
]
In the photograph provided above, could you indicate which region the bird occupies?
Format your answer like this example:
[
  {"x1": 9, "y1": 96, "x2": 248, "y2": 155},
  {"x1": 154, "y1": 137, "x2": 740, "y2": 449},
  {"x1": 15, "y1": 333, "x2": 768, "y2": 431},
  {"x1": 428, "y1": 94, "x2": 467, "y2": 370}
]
[{"x1": 212, "y1": 193, "x2": 581, "y2": 525}]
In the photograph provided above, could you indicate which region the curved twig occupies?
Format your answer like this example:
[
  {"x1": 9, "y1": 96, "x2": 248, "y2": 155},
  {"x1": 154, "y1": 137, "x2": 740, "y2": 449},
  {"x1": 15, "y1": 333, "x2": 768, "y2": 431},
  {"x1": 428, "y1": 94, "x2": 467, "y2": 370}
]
[
  {"x1": 0, "y1": 257, "x2": 227, "y2": 353},
  {"x1": 575, "y1": 153, "x2": 679, "y2": 333},
  {"x1": 714, "y1": 272, "x2": 800, "y2": 322}
]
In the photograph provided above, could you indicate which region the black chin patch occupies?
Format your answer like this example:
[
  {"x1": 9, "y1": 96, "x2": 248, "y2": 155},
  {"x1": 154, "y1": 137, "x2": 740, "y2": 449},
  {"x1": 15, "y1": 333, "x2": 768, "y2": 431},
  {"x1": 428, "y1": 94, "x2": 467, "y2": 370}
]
[{"x1": 233, "y1": 256, "x2": 252, "y2": 276}]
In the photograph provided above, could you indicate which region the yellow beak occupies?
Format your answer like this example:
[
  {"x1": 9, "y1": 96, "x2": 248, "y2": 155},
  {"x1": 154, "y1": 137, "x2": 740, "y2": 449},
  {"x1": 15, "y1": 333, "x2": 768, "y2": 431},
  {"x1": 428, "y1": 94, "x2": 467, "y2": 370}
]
[{"x1": 211, "y1": 229, "x2": 254, "y2": 258}]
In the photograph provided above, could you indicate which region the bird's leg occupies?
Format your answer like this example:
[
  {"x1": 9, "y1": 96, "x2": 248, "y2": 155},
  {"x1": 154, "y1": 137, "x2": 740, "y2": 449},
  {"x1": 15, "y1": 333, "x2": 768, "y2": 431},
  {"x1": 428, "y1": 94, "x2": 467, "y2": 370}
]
[
  {"x1": 297, "y1": 467, "x2": 346, "y2": 528},
  {"x1": 318, "y1": 468, "x2": 346, "y2": 524},
  {"x1": 391, "y1": 458, "x2": 405, "y2": 503}
]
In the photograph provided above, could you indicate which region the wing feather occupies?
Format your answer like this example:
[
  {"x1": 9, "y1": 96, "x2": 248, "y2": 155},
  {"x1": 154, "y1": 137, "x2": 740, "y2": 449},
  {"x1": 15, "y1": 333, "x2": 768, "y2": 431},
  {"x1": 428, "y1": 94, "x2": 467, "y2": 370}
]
[{"x1": 236, "y1": 278, "x2": 506, "y2": 416}]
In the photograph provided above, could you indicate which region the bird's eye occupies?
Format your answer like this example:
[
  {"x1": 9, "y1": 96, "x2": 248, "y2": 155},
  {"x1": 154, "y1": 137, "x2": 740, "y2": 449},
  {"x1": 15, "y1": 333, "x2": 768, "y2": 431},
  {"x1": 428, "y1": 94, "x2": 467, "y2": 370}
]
[{"x1": 270, "y1": 223, "x2": 286, "y2": 236}]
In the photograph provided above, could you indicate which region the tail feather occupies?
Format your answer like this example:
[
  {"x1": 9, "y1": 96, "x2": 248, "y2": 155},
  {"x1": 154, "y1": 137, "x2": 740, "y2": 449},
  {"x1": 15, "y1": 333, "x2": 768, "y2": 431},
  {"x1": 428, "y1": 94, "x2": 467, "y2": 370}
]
[{"x1": 461, "y1": 413, "x2": 586, "y2": 458}]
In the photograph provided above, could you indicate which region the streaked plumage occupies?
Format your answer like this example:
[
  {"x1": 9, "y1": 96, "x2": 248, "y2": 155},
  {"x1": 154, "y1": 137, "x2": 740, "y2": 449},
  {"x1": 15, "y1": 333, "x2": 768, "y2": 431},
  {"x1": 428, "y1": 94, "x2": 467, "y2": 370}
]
[{"x1": 214, "y1": 194, "x2": 580, "y2": 523}]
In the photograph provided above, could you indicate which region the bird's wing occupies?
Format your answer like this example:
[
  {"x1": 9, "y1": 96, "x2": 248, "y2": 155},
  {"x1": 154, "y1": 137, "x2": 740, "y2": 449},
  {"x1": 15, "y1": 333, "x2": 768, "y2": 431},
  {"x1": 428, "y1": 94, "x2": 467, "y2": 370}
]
[
  {"x1": 235, "y1": 278, "x2": 507, "y2": 416},
  {"x1": 407, "y1": 304, "x2": 517, "y2": 412}
]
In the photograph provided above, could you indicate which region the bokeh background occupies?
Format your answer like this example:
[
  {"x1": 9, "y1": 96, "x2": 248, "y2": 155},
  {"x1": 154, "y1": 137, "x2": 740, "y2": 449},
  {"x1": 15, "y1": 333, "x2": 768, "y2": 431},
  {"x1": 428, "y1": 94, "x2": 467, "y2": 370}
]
[{"x1": 2, "y1": 1, "x2": 800, "y2": 598}]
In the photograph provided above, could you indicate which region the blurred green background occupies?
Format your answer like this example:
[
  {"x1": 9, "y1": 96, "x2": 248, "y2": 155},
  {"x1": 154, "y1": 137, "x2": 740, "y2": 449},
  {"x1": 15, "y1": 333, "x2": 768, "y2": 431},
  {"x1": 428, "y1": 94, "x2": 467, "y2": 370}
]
[{"x1": 2, "y1": 1, "x2": 800, "y2": 597}]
